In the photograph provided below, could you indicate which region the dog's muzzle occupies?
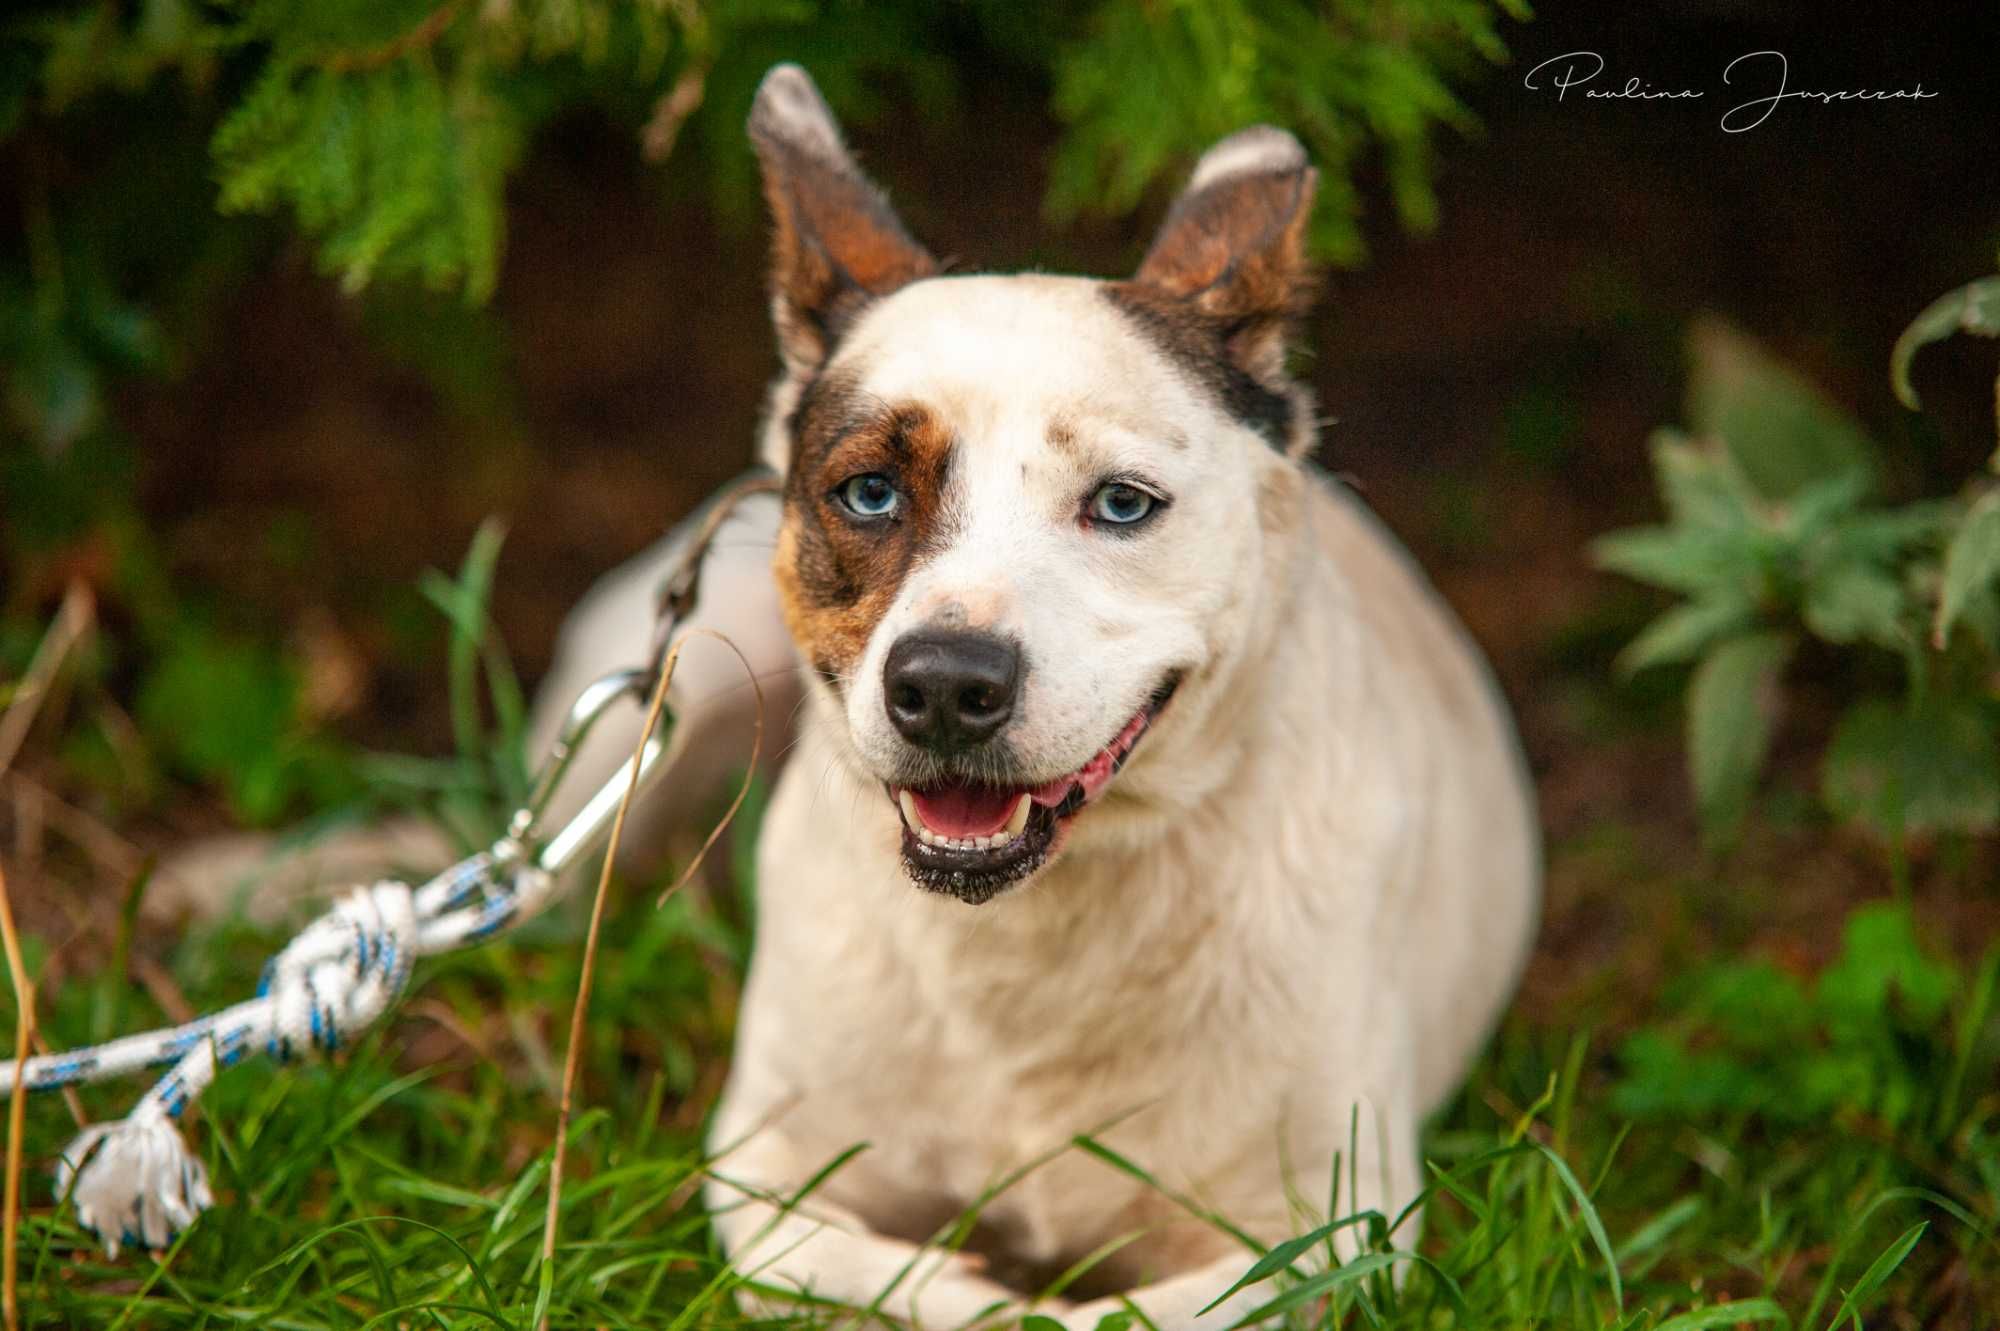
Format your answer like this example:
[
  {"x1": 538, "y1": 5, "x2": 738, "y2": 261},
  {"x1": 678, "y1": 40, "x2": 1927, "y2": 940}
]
[{"x1": 886, "y1": 674, "x2": 1181, "y2": 903}]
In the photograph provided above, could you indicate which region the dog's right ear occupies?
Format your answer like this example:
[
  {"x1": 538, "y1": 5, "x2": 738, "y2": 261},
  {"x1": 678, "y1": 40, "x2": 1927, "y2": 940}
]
[{"x1": 749, "y1": 64, "x2": 937, "y2": 377}]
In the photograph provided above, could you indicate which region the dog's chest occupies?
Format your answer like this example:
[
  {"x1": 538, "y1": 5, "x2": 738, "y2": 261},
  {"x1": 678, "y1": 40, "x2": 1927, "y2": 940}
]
[
  {"x1": 803, "y1": 963, "x2": 1277, "y2": 1278},
  {"x1": 750, "y1": 781, "x2": 1308, "y2": 1236}
]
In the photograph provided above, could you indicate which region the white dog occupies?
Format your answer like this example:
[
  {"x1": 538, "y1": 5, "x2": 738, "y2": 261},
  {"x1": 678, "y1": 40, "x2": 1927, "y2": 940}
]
[{"x1": 529, "y1": 63, "x2": 1539, "y2": 1329}]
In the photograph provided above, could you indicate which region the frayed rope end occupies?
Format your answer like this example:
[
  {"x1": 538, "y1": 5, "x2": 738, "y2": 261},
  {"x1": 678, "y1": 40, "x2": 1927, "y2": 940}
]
[{"x1": 56, "y1": 1107, "x2": 213, "y2": 1258}]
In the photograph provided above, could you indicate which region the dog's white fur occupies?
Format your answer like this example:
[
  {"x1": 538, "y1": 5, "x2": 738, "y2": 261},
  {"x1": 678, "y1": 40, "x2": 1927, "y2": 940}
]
[{"x1": 683, "y1": 66, "x2": 1542, "y2": 1329}]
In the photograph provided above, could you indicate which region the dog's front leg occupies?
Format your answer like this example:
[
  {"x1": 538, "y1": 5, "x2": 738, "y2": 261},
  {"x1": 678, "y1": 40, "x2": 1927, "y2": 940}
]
[{"x1": 705, "y1": 1130, "x2": 1046, "y2": 1329}]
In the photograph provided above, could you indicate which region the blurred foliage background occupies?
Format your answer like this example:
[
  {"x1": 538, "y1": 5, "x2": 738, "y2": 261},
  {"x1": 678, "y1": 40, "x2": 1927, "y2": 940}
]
[
  {"x1": 0, "y1": 0, "x2": 1525, "y2": 828},
  {"x1": 3, "y1": 0, "x2": 2000, "y2": 1325}
]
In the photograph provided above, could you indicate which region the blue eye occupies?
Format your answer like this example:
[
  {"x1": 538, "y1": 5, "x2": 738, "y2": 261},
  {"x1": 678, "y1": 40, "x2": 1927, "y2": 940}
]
[
  {"x1": 1088, "y1": 481, "x2": 1159, "y2": 527},
  {"x1": 837, "y1": 473, "x2": 900, "y2": 519}
]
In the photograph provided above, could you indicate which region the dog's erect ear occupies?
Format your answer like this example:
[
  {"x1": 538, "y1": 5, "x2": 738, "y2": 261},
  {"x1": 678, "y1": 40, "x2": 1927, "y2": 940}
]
[
  {"x1": 1130, "y1": 127, "x2": 1318, "y2": 384},
  {"x1": 749, "y1": 64, "x2": 937, "y2": 376}
]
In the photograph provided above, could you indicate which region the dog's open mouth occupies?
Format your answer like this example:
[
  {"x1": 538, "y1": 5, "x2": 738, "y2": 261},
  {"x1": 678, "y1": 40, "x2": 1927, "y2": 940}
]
[{"x1": 890, "y1": 676, "x2": 1180, "y2": 903}]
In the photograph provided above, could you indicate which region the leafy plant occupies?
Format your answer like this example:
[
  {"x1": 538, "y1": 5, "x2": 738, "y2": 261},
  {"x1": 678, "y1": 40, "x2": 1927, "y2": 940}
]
[
  {"x1": 5, "y1": 0, "x2": 1527, "y2": 308},
  {"x1": 1046, "y1": 0, "x2": 1527, "y2": 263},
  {"x1": 1893, "y1": 270, "x2": 2000, "y2": 470},
  {"x1": 1612, "y1": 903, "x2": 1974, "y2": 1131},
  {"x1": 1595, "y1": 318, "x2": 2000, "y2": 852},
  {"x1": 134, "y1": 615, "x2": 358, "y2": 824}
]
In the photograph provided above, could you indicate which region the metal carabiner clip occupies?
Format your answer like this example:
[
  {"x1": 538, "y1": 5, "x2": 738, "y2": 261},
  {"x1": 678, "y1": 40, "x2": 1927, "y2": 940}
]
[
  {"x1": 505, "y1": 666, "x2": 665, "y2": 881},
  {"x1": 506, "y1": 467, "x2": 782, "y2": 883}
]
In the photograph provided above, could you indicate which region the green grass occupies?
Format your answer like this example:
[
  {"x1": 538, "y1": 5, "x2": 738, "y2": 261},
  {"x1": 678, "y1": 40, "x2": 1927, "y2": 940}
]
[
  {"x1": 4, "y1": 535, "x2": 1996, "y2": 1329},
  {"x1": 4, "y1": 828, "x2": 1996, "y2": 1328}
]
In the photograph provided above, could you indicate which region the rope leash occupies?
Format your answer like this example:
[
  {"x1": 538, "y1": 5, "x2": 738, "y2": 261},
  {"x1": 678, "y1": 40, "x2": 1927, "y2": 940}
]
[{"x1": 0, "y1": 471, "x2": 781, "y2": 1258}]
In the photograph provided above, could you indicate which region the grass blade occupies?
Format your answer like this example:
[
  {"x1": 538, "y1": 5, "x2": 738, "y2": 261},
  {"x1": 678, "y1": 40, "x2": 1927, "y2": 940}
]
[
  {"x1": 1531, "y1": 1140, "x2": 1623, "y2": 1312},
  {"x1": 1226, "y1": 1252, "x2": 1400, "y2": 1329},
  {"x1": 1822, "y1": 1222, "x2": 1926, "y2": 1331},
  {"x1": 1654, "y1": 1298, "x2": 1787, "y2": 1330},
  {"x1": 1197, "y1": 1215, "x2": 1377, "y2": 1315}
]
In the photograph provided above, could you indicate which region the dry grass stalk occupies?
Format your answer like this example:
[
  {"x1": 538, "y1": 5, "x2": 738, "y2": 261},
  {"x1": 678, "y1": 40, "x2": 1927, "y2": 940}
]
[
  {"x1": 0, "y1": 582, "x2": 94, "y2": 781},
  {"x1": 535, "y1": 630, "x2": 763, "y2": 1330},
  {"x1": 1, "y1": 861, "x2": 35, "y2": 1331}
]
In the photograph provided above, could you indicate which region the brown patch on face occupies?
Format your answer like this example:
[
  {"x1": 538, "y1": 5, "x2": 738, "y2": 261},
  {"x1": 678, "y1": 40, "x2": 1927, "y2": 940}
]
[
  {"x1": 1044, "y1": 418, "x2": 1080, "y2": 458},
  {"x1": 773, "y1": 383, "x2": 957, "y2": 683}
]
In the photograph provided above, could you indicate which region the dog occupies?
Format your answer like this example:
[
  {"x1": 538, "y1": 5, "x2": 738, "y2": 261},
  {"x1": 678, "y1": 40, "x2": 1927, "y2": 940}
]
[
  {"x1": 149, "y1": 58, "x2": 1538, "y2": 1330},
  {"x1": 664, "y1": 64, "x2": 1544, "y2": 1328}
]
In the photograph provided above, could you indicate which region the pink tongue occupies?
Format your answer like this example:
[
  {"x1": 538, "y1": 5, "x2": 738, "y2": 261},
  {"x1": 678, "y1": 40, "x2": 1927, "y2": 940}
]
[{"x1": 910, "y1": 784, "x2": 1020, "y2": 838}]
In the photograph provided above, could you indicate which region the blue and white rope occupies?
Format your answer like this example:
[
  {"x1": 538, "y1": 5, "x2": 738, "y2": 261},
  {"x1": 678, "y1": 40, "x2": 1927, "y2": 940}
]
[
  {"x1": 0, "y1": 474, "x2": 775, "y2": 1260},
  {"x1": 2, "y1": 848, "x2": 555, "y2": 1256}
]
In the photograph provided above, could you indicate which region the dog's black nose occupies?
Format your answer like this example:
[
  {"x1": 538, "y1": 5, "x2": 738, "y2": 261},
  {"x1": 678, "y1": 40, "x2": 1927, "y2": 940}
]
[{"x1": 883, "y1": 630, "x2": 1020, "y2": 751}]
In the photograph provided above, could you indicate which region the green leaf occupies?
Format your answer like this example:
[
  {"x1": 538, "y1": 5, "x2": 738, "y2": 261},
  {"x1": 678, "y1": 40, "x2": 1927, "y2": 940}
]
[
  {"x1": 1530, "y1": 1141, "x2": 1624, "y2": 1312},
  {"x1": 1620, "y1": 1197, "x2": 1702, "y2": 1262},
  {"x1": 1692, "y1": 959, "x2": 1817, "y2": 1046},
  {"x1": 1891, "y1": 275, "x2": 2000, "y2": 409},
  {"x1": 1591, "y1": 525, "x2": 1762, "y2": 597},
  {"x1": 1654, "y1": 1298, "x2": 1787, "y2": 1330},
  {"x1": 212, "y1": 58, "x2": 524, "y2": 300},
  {"x1": 1021, "y1": 1317, "x2": 1069, "y2": 1331},
  {"x1": 1651, "y1": 429, "x2": 1761, "y2": 530},
  {"x1": 1617, "y1": 596, "x2": 1755, "y2": 675},
  {"x1": 1801, "y1": 560, "x2": 1907, "y2": 648},
  {"x1": 1818, "y1": 904, "x2": 1958, "y2": 1037},
  {"x1": 1825, "y1": 501, "x2": 1951, "y2": 564},
  {"x1": 1686, "y1": 632, "x2": 1793, "y2": 849},
  {"x1": 1686, "y1": 318, "x2": 1877, "y2": 501},
  {"x1": 1781, "y1": 465, "x2": 1871, "y2": 539},
  {"x1": 1226, "y1": 1253, "x2": 1402, "y2": 1328},
  {"x1": 1821, "y1": 696, "x2": 2000, "y2": 840},
  {"x1": 1197, "y1": 1216, "x2": 1371, "y2": 1314},
  {"x1": 1823, "y1": 1222, "x2": 1927, "y2": 1331},
  {"x1": 1044, "y1": 0, "x2": 1516, "y2": 265},
  {"x1": 136, "y1": 624, "x2": 303, "y2": 824},
  {"x1": 1934, "y1": 488, "x2": 2000, "y2": 648}
]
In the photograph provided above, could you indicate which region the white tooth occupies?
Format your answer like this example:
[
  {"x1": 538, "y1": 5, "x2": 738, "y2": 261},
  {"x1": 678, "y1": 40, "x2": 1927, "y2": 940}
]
[
  {"x1": 898, "y1": 789, "x2": 922, "y2": 832},
  {"x1": 1005, "y1": 794, "x2": 1032, "y2": 839},
  {"x1": 975, "y1": 836, "x2": 992, "y2": 850},
  {"x1": 918, "y1": 828, "x2": 938, "y2": 847}
]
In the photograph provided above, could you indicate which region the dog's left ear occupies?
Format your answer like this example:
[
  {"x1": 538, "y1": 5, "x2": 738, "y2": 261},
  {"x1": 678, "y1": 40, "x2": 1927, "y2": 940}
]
[
  {"x1": 749, "y1": 64, "x2": 938, "y2": 377},
  {"x1": 1127, "y1": 127, "x2": 1319, "y2": 390}
]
